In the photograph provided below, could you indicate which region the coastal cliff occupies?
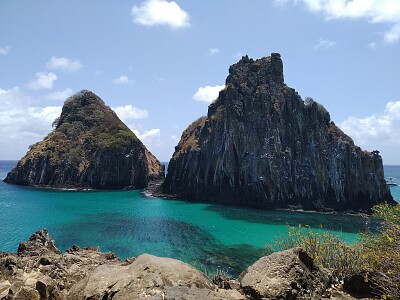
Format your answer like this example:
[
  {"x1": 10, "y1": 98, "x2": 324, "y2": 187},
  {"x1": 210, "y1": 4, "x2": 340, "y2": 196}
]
[
  {"x1": 4, "y1": 90, "x2": 164, "y2": 189},
  {"x1": 163, "y1": 53, "x2": 394, "y2": 212}
]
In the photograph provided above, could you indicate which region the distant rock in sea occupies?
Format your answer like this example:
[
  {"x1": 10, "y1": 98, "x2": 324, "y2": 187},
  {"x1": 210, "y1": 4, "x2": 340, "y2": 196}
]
[
  {"x1": 4, "y1": 90, "x2": 164, "y2": 189},
  {"x1": 163, "y1": 53, "x2": 394, "y2": 212}
]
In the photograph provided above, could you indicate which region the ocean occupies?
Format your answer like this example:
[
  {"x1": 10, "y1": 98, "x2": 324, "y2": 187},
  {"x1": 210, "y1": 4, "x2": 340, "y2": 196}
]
[{"x1": 1, "y1": 161, "x2": 399, "y2": 276}]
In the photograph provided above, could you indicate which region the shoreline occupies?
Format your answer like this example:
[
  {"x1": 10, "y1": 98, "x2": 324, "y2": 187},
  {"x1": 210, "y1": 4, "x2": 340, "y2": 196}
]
[
  {"x1": 0, "y1": 229, "x2": 374, "y2": 299},
  {"x1": 2, "y1": 178, "x2": 378, "y2": 216}
]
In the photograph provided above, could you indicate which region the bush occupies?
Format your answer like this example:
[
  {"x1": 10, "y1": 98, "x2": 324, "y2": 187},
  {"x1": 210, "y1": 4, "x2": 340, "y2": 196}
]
[
  {"x1": 268, "y1": 225, "x2": 363, "y2": 281},
  {"x1": 360, "y1": 204, "x2": 400, "y2": 299},
  {"x1": 269, "y1": 204, "x2": 400, "y2": 299}
]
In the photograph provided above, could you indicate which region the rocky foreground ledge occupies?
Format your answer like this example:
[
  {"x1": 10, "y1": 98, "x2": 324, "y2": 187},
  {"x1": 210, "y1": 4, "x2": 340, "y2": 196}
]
[{"x1": 0, "y1": 229, "x2": 372, "y2": 300}]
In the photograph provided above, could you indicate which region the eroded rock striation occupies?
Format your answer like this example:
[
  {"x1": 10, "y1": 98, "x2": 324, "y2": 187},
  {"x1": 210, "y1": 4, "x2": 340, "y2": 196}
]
[
  {"x1": 4, "y1": 90, "x2": 164, "y2": 189},
  {"x1": 163, "y1": 53, "x2": 393, "y2": 212}
]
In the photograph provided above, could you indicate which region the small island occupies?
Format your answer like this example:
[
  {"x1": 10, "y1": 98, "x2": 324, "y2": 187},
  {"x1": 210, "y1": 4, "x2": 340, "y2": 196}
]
[
  {"x1": 163, "y1": 53, "x2": 394, "y2": 212},
  {"x1": 4, "y1": 90, "x2": 164, "y2": 190}
]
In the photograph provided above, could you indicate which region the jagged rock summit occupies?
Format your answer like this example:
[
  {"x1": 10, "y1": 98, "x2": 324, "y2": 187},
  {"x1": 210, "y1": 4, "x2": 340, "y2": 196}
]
[
  {"x1": 4, "y1": 90, "x2": 164, "y2": 189},
  {"x1": 164, "y1": 53, "x2": 393, "y2": 212}
]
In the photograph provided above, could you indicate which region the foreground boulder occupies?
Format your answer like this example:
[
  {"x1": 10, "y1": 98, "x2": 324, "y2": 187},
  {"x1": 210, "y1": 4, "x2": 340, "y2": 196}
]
[
  {"x1": 66, "y1": 254, "x2": 244, "y2": 300},
  {"x1": 240, "y1": 247, "x2": 331, "y2": 299},
  {"x1": 17, "y1": 228, "x2": 61, "y2": 257},
  {"x1": 163, "y1": 53, "x2": 393, "y2": 212},
  {"x1": 4, "y1": 90, "x2": 164, "y2": 189},
  {"x1": 0, "y1": 230, "x2": 125, "y2": 300}
]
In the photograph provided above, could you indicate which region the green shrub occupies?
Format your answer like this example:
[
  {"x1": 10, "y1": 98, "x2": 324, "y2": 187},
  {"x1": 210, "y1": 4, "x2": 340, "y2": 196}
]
[
  {"x1": 360, "y1": 204, "x2": 400, "y2": 299},
  {"x1": 268, "y1": 204, "x2": 400, "y2": 299},
  {"x1": 268, "y1": 225, "x2": 363, "y2": 281}
]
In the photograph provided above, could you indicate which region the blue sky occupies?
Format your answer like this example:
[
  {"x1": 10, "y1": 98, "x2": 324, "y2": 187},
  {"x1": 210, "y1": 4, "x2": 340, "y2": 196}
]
[{"x1": 1, "y1": 0, "x2": 399, "y2": 164}]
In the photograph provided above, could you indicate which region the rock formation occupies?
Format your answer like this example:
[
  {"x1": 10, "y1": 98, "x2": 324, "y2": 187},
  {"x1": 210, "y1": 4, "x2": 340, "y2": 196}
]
[
  {"x1": 240, "y1": 248, "x2": 330, "y2": 299},
  {"x1": 163, "y1": 53, "x2": 394, "y2": 212},
  {"x1": 0, "y1": 229, "x2": 371, "y2": 299},
  {"x1": 4, "y1": 90, "x2": 164, "y2": 189}
]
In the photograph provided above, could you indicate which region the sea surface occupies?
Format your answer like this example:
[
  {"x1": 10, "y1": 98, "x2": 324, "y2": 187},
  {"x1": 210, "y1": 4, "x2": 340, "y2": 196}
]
[{"x1": 1, "y1": 161, "x2": 399, "y2": 276}]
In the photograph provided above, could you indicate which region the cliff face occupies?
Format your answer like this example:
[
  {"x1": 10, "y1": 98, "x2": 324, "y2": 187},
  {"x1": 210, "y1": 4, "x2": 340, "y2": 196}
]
[
  {"x1": 4, "y1": 90, "x2": 164, "y2": 189},
  {"x1": 164, "y1": 53, "x2": 393, "y2": 212}
]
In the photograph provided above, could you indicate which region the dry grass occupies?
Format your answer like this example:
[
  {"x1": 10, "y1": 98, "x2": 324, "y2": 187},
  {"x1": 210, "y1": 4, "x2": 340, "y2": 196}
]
[{"x1": 268, "y1": 204, "x2": 400, "y2": 299}]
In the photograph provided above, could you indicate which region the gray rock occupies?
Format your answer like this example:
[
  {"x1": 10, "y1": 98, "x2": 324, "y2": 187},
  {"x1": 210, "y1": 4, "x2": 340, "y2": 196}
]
[
  {"x1": 163, "y1": 53, "x2": 394, "y2": 212},
  {"x1": 17, "y1": 229, "x2": 61, "y2": 257},
  {"x1": 4, "y1": 90, "x2": 164, "y2": 190},
  {"x1": 0, "y1": 280, "x2": 11, "y2": 299},
  {"x1": 36, "y1": 276, "x2": 61, "y2": 300},
  {"x1": 38, "y1": 256, "x2": 52, "y2": 266},
  {"x1": 240, "y1": 247, "x2": 331, "y2": 299},
  {"x1": 67, "y1": 253, "x2": 244, "y2": 300},
  {"x1": 13, "y1": 286, "x2": 40, "y2": 300}
]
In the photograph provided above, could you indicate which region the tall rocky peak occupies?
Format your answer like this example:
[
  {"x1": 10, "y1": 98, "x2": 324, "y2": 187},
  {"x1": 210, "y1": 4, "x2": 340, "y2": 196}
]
[
  {"x1": 4, "y1": 90, "x2": 164, "y2": 189},
  {"x1": 57, "y1": 90, "x2": 106, "y2": 125},
  {"x1": 164, "y1": 53, "x2": 394, "y2": 212},
  {"x1": 226, "y1": 52, "x2": 284, "y2": 86}
]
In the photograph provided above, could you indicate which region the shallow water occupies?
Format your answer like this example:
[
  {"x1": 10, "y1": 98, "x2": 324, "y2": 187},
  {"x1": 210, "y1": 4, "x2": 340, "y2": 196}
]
[{"x1": 1, "y1": 161, "x2": 398, "y2": 276}]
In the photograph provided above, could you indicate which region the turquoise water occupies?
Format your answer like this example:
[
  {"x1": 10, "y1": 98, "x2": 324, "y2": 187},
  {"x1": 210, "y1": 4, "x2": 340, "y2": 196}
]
[
  {"x1": 384, "y1": 165, "x2": 400, "y2": 202},
  {"x1": 1, "y1": 161, "x2": 398, "y2": 276}
]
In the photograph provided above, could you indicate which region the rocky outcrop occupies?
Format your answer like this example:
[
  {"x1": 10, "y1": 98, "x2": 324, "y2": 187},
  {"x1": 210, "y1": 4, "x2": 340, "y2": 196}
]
[
  {"x1": 4, "y1": 90, "x2": 164, "y2": 189},
  {"x1": 163, "y1": 53, "x2": 394, "y2": 212},
  {"x1": 240, "y1": 247, "x2": 331, "y2": 299},
  {"x1": 0, "y1": 230, "x2": 125, "y2": 299},
  {"x1": 17, "y1": 229, "x2": 61, "y2": 257},
  {"x1": 0, "y1": 229, "x2": 373, "y2": 300},
  {"x1": 66, "y1": 254, "x2": 244, "y2": 300}
]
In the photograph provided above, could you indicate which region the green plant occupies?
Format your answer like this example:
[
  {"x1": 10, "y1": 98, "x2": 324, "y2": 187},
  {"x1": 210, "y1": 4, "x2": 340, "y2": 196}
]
[
  {"x1": 360, "y1": 204, "x2": 400, "y2": 299},
  {"x1": 269, "y1": 225, "x2": 363, "y2": 281},
  {"x1": 191, "y1": 259, "x2": 231, "y2": 284},
  {"x1": 269, "y1": 204, "x2": 400, "y2": 299}
]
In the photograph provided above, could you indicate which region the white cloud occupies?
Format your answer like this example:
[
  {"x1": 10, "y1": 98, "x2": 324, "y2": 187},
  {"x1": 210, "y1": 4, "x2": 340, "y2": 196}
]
[
  {"x1": 45, "y1": 88, "x2": 74, "y2": 101},
  {"x1": 193, "y1": 85, "x2": 225, "y2": 103},
  {"x1": 208, "y1": 48, "x2": 220, "y2": 56},
  {"x1": 112, "y1": 75, "x2": 135, "y2": 85},
  {"x1": 0, "y1": 45, "x2": 11, "y2": 55},
  {"x1": 0, "y1": 87, "x2": 62, "y2": 158},
  {"x1": 131, "y1": 0, "x2": 190, "y2": 29},
  {"x1": 46, "y1": 56, "x2": 82, "y2": 72},
  {"x1": 340, "y1": 100, "x2": 400, "y2": 162},
  {"x1": 280, "y1": 0, "x2": 400, "y2": 44},
  {"x1": 26, "y1": 72, "x2": 57, "y2": 90},
  {"x1": 132, "y1": 128, "x2": 161, "y2": 145},
  {"x1": 113, "y1": 105, "x2": 148, "y2": 120},
  {"x1": 313, "y1": 38, "x2": 336, "y2": 50},
  {"x1": 384, "y1": 23, "x2": 400, "y2": 43},
  {"x1": 368, "y1": 42, "x2": 377, "y2": 49}
]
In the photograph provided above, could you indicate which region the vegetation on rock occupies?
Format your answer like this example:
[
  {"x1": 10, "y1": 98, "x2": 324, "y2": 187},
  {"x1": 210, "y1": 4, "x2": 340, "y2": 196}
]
[
  {"x1": 4, "y1": 90, "x2": 164, "y2": 189},
  {"x1": 269, "y1": 203, "x2": 400, "y2": 299}
]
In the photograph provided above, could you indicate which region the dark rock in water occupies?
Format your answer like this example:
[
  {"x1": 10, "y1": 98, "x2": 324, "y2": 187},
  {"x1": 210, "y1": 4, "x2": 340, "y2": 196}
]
[
  {"x1": 240, "y1": 247, "x2": 331, "y2": 299},
  {"x1": 163, "y1": 53, "x2": 394, "y2": 212},
  {"x1": 4, "y1": 90, "x2": 164, "y2": 189}
]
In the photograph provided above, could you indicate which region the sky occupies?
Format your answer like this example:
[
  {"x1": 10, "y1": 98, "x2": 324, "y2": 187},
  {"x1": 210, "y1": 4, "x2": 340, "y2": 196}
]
[{"x1": 0, "y1": 0, "x2": 399, "y2": 165}]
